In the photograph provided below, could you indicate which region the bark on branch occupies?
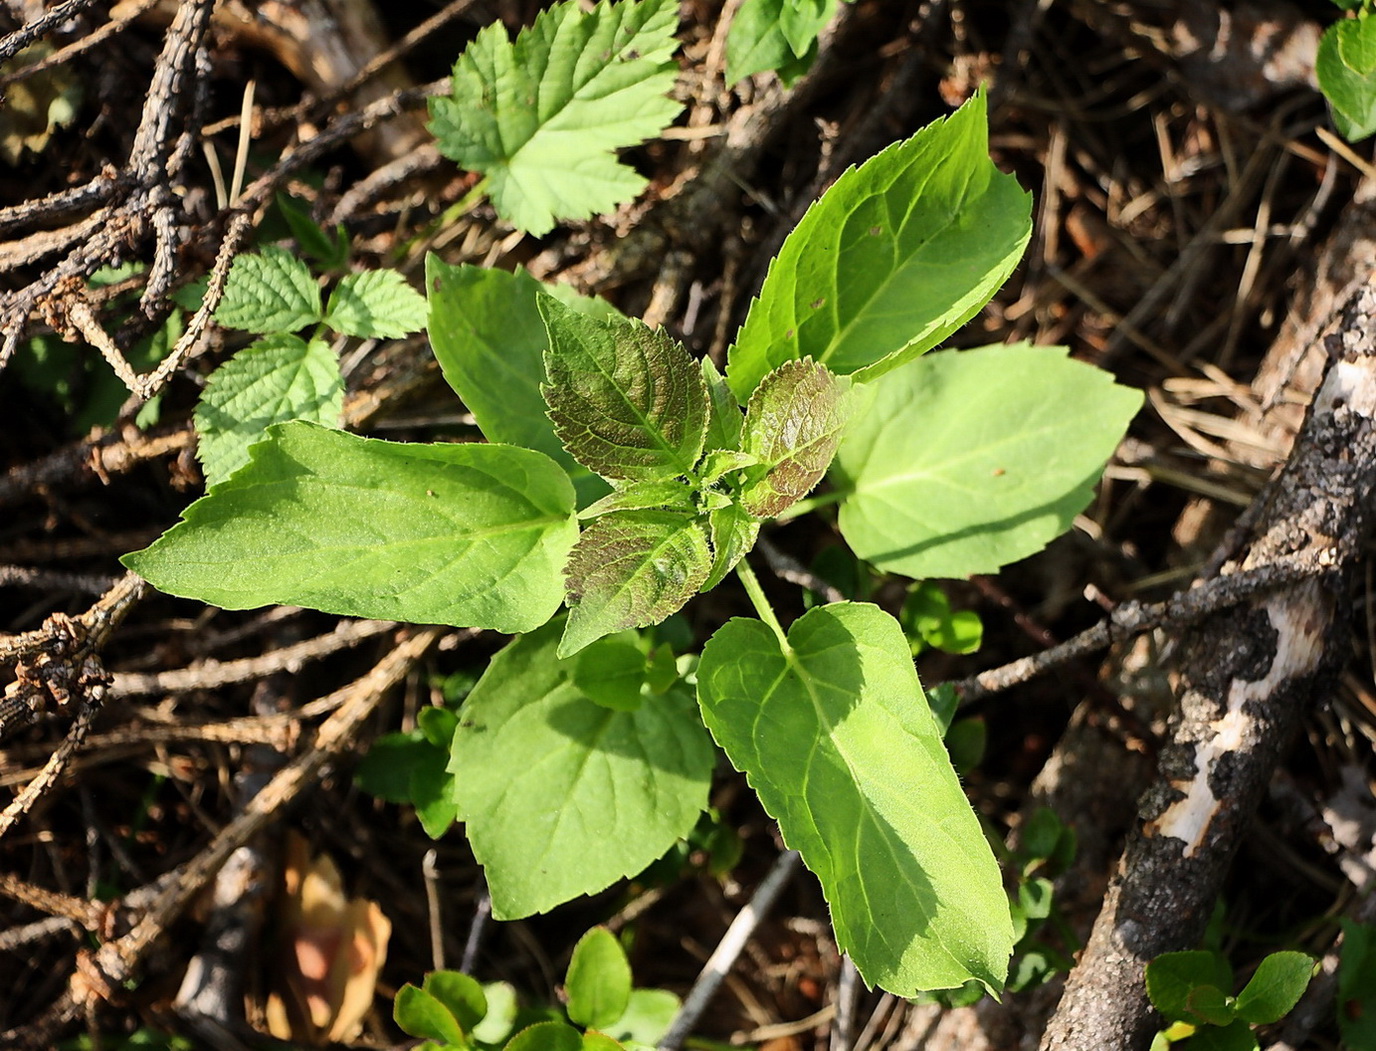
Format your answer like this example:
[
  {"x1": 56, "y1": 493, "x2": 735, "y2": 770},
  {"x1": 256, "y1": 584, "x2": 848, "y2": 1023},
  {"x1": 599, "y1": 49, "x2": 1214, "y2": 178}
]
[{"x1": 1040, "y1": 282, "x2": 1376, "y2": 1050}]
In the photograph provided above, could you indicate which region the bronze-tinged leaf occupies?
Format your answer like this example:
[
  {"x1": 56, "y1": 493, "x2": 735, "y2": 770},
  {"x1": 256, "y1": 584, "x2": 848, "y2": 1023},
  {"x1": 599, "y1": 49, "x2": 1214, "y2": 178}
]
[
  {"x1": 739, "y1": 359, "x2": 848, "y2": 518},
  {"x1": 541, "y1": 296, "x2": 709, "y2": 484},
  {"x1": 560, "y1": 510, "x2": 711, "y2": 657}
]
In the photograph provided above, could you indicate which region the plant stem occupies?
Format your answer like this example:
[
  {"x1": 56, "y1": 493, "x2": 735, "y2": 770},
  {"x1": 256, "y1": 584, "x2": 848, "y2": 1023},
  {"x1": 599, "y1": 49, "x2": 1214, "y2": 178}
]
[
  {"x1": 736, "y1": 558, "x2": 788, "y2": 649},
  {"x1": 773, "y1": 487, "x2": 846, "y2": 522}
]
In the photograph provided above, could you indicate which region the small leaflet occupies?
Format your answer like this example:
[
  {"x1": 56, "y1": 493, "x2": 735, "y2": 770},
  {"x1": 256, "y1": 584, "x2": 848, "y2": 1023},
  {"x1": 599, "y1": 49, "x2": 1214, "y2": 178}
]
[
  {"x1": 738, "y1": 359, "x2": 848, "y2": 519},
  {"x1": 214, "y1": 247, "x2": 323, "y2": 334},
  {"x1": 323, "y1": 270, "x2": 428, "y2": 339},
  {"x1": 560, "y1": 509, "x2": 712, "y2": 657},
  {"x1": 542, "y1": 296, "x2": 710, "y2": 485},
  {"x1": 702, "y1": 501, "x2": 760, "y2": 591}
]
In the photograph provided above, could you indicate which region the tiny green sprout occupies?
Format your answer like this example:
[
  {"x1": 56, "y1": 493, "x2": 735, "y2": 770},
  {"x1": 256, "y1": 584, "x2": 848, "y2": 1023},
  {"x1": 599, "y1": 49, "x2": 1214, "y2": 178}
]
[{"x1": 1146, "y1": 949, "x2": 1317, "y2": 1051}]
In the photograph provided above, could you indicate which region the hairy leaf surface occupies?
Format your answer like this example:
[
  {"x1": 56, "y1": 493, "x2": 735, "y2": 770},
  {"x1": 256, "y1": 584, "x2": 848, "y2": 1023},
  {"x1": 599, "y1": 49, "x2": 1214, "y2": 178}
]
[
  {"x1": 125, "y1": 422, "x2": 576, "y2": 633},
  {"x1": 739, "y1": 359, "x2": 848, "y2": 518},
  {"x1": 542, "y1": 297, "x2": 709, "y2": 484},
  {"x1": 215, "y1": 247, "x2": 322, "y2": 333},
  {"x1": 194, "y1": 335, "x2": 343, "y2": 487},
  {"x1": 701, "y1": 501, "x2": 759, "y2": 591},
  {"x1": 832, "y1": 343, "x2": 1141, "y2": 579},
  {"x1": 726, "y1": 91, "x2": 1031, "y2": 399},
  {"x1": 697, "y1": 603, "x2": 1012, "y2": 994},
  {"x1": 449, "y1": 622, "x2": 713, "y2": 918},
  {"x1": 561, "y1": 510, "x2": 712, "y2": 657},
  {"x1": 323, "y1": 269, "x2": 427, "y2": 339},
  {"x1": 428, "y1": 0, "x2": 682, "y2": 234}
]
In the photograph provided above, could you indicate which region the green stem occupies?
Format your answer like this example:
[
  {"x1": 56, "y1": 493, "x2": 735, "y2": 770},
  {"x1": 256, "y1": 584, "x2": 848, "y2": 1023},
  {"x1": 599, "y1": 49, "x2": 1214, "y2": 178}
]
[
  {"x1": 772, "y1": 487, "x2": 846, "y2": 522},
  {"x1": 736, "y1": 557, "x2": 789, "y2": 650}
]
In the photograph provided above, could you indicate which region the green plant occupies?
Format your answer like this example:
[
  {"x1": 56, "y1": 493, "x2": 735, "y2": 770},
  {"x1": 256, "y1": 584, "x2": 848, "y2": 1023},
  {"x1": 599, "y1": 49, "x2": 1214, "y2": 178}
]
[
  {"x1": 394, "y1": 927, "x2": 678, "y2": 1050},
  {"x1": 124, "y1": 91, "x2": 1142, "y2": 996},
  {"x1": 1146, "y1": 949, "x2": 1316, "y2": 1051},
  {"x1": 427, "y1": 0, "x2": 684, "y2": 236},
  {"x1": 194, "y1": 244, "x2": 426, "y2": 485},
  {"x1": 1317, "y1": 1, "x2": 1376, "y2": 140},
  {"x1": 725, "y1": 0, "x2": 848, "y2": 84},
  {"x1": 1337, "y1": 919, "x2": 1376, "y2": 1048}
]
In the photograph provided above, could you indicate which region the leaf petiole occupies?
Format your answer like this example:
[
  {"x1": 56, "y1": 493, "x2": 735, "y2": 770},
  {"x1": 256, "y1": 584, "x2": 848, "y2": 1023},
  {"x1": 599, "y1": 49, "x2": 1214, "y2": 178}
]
[
  {"x1": 772, "y1": 487, "x2": 846, "y2": 522},
  {"x1": 735, "y1": 556, "x2": 789, "y2": 651}
]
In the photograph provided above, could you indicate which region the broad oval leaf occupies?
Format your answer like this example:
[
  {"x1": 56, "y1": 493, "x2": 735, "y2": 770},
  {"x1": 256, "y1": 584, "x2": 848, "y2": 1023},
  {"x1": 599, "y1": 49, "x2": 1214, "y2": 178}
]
[
  {"x1": 1318, "y1": 23, "x2": 1376, "y2": 141},
  {"x1": 561, "y1": 510, "x2": 712, "y2": 658},
  {"x1": 123, "y1": 421, "x2": 576, "y2": 634},
  {"x1": 448, "y1": 622, "x2": 714, "y2": 918},
  {"x1": 542, "y1": 296, "x2": 710, "y2": 484},
  {"x1": 739, "y1": 359, "x2": 848, "y2": 518},
  {"x1": 1233, "y1": 951, "x2": 1315, "y2": 1026},
  {"x1": 832, "y1": 343, "x2": 1142, "y2": 579},
  {"x1": 696, "y1": 602, "x2": 1013, "y2": 995},
  {"x1": 194, "y1": 334, "x2": 343, "y2": 486},
  {"x1": 565, "y1": 927, "x2": 633, "y2": 1029},
  {"x1": 726, "y1": 90, "x2": 1031, "y2": 399},
  {"x1": 422, "y1": 971, "x2": 487, "y2": 1032},
  {"x1": 393, "y1": 985, "x2": 465, "y2": 1045},
  {"x1": 427, "y1": 0, "x2": 683, "y2": 235}
]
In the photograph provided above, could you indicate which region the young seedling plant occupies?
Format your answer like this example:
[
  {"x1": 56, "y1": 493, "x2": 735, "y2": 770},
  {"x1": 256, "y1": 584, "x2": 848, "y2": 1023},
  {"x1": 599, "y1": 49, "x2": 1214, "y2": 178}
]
[
  {"x1": 1145, "y1": 949, "x2": 1316, "y2": 1051},
  {"x1": 124, "y1": 89, "x2": 1142, "y2": 1000}
]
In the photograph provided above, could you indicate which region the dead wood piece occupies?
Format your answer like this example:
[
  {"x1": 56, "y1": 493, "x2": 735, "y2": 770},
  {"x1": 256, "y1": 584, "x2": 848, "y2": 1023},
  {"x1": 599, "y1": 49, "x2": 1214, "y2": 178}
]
[
  {"x1": 1040, "y1": 283, "x2": 1376, "y2": 1051},
  {"x1": 0, "y1": 0, "x2": 98, "y2": 64}
]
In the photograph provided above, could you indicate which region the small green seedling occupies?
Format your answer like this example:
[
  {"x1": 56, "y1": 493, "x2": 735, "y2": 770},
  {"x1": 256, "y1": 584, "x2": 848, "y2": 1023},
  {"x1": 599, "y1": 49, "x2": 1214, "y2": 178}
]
[
  {"x1": 394, "y1": 927, "x2": 678, "y2": 1050},
  {"x1": 1146, "y1": 949, "x2": 1316, "y2": 1051},
  {"x1": 126, "y1": 90, "x2": 1143, "y2": 997},
  {"x1": 1317, "y1": 1, "x2": 1376, "y2": 140},
  {"x1": 725, "y1": 0, "x2": 852, "y2": 84}
]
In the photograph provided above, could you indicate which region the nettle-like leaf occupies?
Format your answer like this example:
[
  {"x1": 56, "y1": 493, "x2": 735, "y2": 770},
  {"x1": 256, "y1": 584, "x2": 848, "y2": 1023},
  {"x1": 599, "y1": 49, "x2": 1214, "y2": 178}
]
[
  {"x1": 701, "y1": 357, "x2": 744, "y2": 453},
  {"x1": 449, "y1": 621, "x2": 713, "y2": 918},
  {"x1": 726, "y1": 90, "x2": 1031, "y2": 400},
  {"x1": 738, "y1": 359, "x2": 848, "y2": 518},
  {"x1": 560, "y1": 510, "x2": 712, "y2": 657},
  {"x1": 831, "y1": 343, "x2": 1141, "y2": 580},
  {"x1": 427, "y1": 0, "x2": 683, "y2": 235},
  {"x1": 541, "y1": 296, "x2": 710, "y2": 484},
  {"x1": 215, "y1": 247, "x2": 323, "y2": 333},
  {"x1": 322, "y1": 269, "x2": 427, "y2": 339},
  {"x1": 725, "y1": 0, "x2": 821, "y2": 84},
  {"x1": 696, "y1": 602, "x2": 1013, "y2": 994},
  {"x1": 194, "y1": 334, "x2": 343, "y2": 487},
  {"x1": 124, "y1": 422, "x2": 576, "y2": 634},
  {"x1": 426, "y1": 258, "x2": 621, "y2": 496}
]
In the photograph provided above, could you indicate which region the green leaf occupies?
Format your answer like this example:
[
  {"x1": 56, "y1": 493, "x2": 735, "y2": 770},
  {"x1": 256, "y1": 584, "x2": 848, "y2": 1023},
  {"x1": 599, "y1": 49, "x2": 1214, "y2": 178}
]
[
  {"x1": 275, "y1": 193, "x2": 350, "y2": 270},
  {"x1": 560, "y1": 510, "x2": 712, "y2": 658},
  {"x1": 1185, "y1": 1020, "x2": 1259, "y2": 1051},
  {"x1": 1146, "y1": 951, "x2": 1234, "y2": 1021},
  {"x1": 1318, "y1": 23, "x2": 1376, "y2": 140},
  {"x1": 725, "y1": 0, "x2": 799, "y2": 83},
  {"x1": 449, "y1": 622, "x2": 713, "y2": 918},
  {"x1": 579, "y1": 480, "x2": 697, "y2": 519},
  {"x1": 832, "y1": 343, "x2": 1141, "y2": 580},
  {"x1": 738, "y1": 359, "x2": 848, "y2": 518},
  {"x1": 726, "y1": 91, "x2": 1031, "y2": 399},
  {"x1": 193, "y1": 335, "x2": 343, "y2": 486},
  {"x1": 356, "y1": 731, "x2": 427, "y2": 803},
  {"x1": 1233, "y1": 951, "x2": 1314, "y2": 1025},
  {"x1": 1338, "y1": 15, "x2": 1376, "y2": 73},
  {"x1": 701, "y1": 501, "x2": 760, "y2": 591},
  {"x1": 573, "y1": 637, "x2": 647, "y2": 710},
  {"x1": 701, "y1": 358, "x2": 744, "y2": 453},
  {"x1": 504, "y1": 1021, "x2": 584, "y2": 1051},
  {"x1": 124, "y1": 422, "x2": 576, "y2": 634},
  {"x1": 394, "y1": 984, "x2": 467, "y2": 1046},
  {"x1": 425, "y1": 258, "x2": 619, "y2": 499},
  {"x1": 542, "y1": 297, "x2": 710, "y2": 484},
  {"x1": 605, "y1": 988, "x2": 680, "y2": 1046},
  {"x1": 214, "y1": 247, "x2": 322, "y2": 333},
  {"x1": 428, "y1": 0, "x2": 683, "y2": 235},
  {"x1": 696, "y1": 602, "x2": 1013, "y2": 994},
  {"x1": 323, "y1": 269, "x2": 428, "y2": 339},
  {"x1": 580, "y1": 1033, "x2": 627, "y2": 1051},
  {"x1": 473, "y1": 982, "x2": 519, "y2": 1045},
  {"x1": 779, "y1": 0, "x2": 835, "y2": 55},
  {"x1": 565, "y1": 927, "x2": 633, "y2": 1029},
  {"x1": 424, "y1": 971, "x2": 488, "y2": 1032},
  {"x1": 901, "y1": 582, "x2": 982, "y2": 655},
  {"x1": 1339, "y1": 920, "x2": 1376, "y2": 1049}
]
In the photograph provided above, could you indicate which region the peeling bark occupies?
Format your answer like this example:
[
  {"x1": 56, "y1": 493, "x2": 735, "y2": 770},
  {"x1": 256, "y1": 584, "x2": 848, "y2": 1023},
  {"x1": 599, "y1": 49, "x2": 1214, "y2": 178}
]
[{"x1": 1040, "y1": 284, "x2": 1376, "y2": 1051}]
